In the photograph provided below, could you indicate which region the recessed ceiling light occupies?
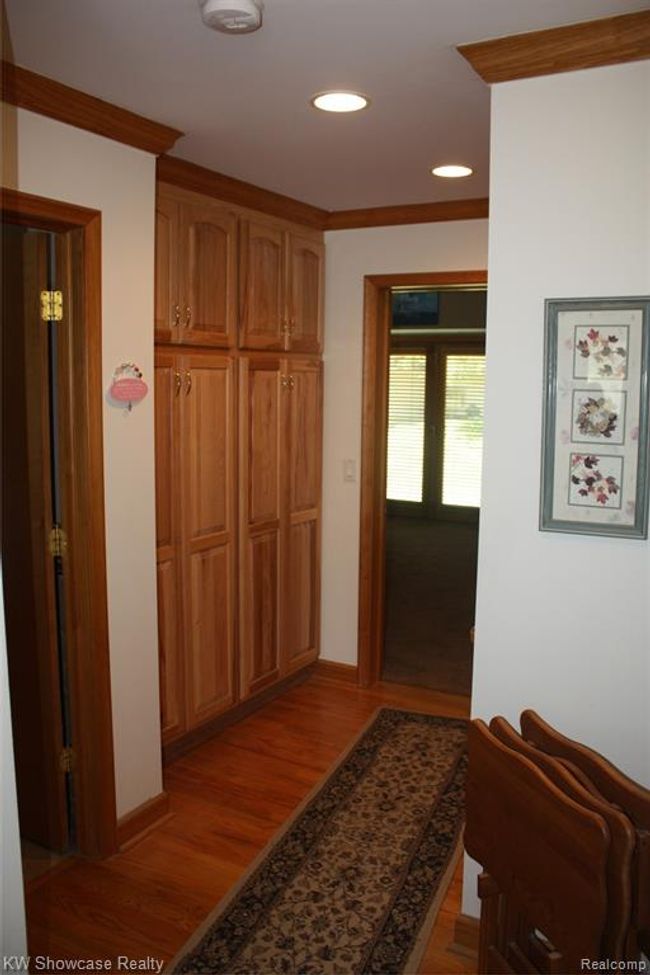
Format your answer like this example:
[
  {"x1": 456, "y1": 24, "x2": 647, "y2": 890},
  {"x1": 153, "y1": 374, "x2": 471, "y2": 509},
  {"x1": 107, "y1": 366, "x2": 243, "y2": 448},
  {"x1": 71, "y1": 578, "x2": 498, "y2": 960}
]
[
  {"x1": 310, "y1": 91, "x2": 369, "y2": 113},
  {"x1": 431, "y1": 164, "x2": 474, "y2": 178}
]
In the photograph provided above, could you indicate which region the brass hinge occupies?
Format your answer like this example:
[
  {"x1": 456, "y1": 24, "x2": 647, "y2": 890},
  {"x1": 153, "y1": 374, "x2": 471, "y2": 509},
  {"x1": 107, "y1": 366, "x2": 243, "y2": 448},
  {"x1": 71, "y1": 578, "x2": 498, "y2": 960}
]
[
  {"x1": 49, "y1": 524, "x2": 68, "y2": 558},
  {"x1": 59, "y1": 747, "x2": 75, "y2": 773},
  {"x1": 40, "y1": 290, "x2": 63, "y2": 322}
]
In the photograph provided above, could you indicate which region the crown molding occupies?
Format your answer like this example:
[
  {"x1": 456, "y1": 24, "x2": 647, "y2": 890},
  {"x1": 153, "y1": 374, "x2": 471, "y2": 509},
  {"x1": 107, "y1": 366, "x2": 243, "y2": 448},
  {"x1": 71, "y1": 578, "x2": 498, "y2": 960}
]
[
  {"x1": 458, "y1": 10, "x2": 650, "y2": 84},
  {"x1": 1, "y1": 61, "x2": 183, "y2": 155},
  {"x1": 325, "y1": 197, "x2": 488, "y2": 231},
  {"x1": 157, "y1": 155, "x2": 328, "y2": 230}
]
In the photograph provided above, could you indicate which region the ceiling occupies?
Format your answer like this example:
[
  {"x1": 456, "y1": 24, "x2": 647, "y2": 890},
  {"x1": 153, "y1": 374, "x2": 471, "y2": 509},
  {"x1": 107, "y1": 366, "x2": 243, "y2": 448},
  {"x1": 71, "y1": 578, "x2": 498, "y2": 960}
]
[{"x1": 5, "y1": 0, "x2": 647, "y2": 210}]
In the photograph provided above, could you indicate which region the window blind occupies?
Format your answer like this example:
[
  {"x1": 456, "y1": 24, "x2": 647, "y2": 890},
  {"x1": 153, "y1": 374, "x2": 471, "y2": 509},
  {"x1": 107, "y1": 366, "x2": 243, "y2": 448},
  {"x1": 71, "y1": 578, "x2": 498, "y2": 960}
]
[
  {"x1": 441, "y1": 355, "x2": 485, "y2": 508},
  {"x1": 386, "y1": 354, "x2": 426, "y2": 502}
]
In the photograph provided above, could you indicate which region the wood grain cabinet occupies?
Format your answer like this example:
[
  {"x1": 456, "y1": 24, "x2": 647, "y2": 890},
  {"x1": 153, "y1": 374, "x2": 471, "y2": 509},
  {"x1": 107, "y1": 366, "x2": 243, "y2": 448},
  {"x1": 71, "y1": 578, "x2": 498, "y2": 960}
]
[
  {"x1": 155, "y1": 184, "x2": 238, "y2": 348},
  {"x1": 239, "y1": 355, "x2": 322, "y2": 700},
  {"x1": 155, "y1": 348, "x2": 237, "y2": 744},
  {"x1": 239, "y1": 219, "x2": 324, "y2": 354}
]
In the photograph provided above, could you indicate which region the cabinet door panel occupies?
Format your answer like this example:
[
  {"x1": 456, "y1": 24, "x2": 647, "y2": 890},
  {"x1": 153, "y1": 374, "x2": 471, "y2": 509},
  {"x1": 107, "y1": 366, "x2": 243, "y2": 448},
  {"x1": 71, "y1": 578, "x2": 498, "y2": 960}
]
[
  {"x1": 188, "y1": 544, "x2": 234, "y2": 724},
  {"x1": 288, "y1": 361, "x2": 322, "y2": 513},
  {"x1": 183, "y1": 353, "x2": 236, "y2": 727},
  {"x1": 154, "y1": 350, "x2": 185, "y2": 741},
  {"x1": 182, "y1": 204, "x2": 237, "y2": 347},
  {"x1": 288, "y1": 234, "x2": 324, "y2": 354},
  {"x1": 239, "y1": 357, "x2": 282, "y2": 697},
  {"x1": 285, "y1": 519, "x2": 318, "y2": 670},
  {"x1": 157, "y1": 557, "x2": 184, "y2": 742},
  {"x1": 155, "y1": 194, "x2": 180, "y2": 343},
  {"x1": 283, "y1": 358, "x2": 322, "y2": 672},
  {"x1": 239, "y1": 220, "x2": 285, "y2": 349}
]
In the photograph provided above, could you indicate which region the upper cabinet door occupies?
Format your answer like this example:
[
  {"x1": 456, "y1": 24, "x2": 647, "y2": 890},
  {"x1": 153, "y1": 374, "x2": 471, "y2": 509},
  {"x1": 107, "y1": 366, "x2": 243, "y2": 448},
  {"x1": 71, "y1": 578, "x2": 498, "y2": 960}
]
[
  {"x1": 180, "y1": 202, "x2": 238, "y2": 347},
  {"x1": 287, "y1": 234, "x2": 324, "y2": 354},
  {"x1": 239, "y1": 219, "x2": 285, "y2": 350},
  {"x1": 155, "y1": 193, "x2": 181, "y2": 344}
]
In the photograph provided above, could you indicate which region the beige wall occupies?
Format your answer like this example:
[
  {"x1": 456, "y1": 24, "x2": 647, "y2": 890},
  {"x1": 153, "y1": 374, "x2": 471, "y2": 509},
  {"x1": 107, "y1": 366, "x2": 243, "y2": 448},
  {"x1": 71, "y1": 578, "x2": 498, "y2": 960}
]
[
  {"x1": 321, "y1": 220, "x2": 489, "y2": 664},
  {"x1": 2, "y1": 107, "x2": 162, "y2": 819},
  {"x1": 464, "y1": 59, "x2": 650, "y2": 918}
]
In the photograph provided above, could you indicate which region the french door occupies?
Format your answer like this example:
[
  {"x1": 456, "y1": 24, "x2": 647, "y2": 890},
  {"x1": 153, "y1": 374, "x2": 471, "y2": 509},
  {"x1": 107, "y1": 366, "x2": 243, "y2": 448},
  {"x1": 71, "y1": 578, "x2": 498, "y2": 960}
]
[{"x1": 386, "y1": 343, "x2": 486, "y2": 520}]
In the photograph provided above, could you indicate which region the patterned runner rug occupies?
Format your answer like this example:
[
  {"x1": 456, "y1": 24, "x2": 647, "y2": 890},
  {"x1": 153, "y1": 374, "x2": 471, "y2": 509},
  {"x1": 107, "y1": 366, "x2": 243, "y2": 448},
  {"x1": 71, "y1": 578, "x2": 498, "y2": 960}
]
[{"x1": 168, "y1": 708, "x2": 468, "y2": 975}]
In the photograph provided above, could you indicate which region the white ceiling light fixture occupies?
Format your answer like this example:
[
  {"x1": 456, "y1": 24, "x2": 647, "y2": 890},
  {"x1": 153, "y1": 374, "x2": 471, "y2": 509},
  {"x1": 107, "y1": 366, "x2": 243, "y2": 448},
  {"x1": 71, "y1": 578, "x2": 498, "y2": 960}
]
[
  {"x1": 311, "y1": 91, "x2": 370, "y2": 114},
  {"x1": 199, "y1": 0, "x2": 263, "y2": 34},
  {"x1": 431, "y1": 164, "x2": 474, "y2": 178}
]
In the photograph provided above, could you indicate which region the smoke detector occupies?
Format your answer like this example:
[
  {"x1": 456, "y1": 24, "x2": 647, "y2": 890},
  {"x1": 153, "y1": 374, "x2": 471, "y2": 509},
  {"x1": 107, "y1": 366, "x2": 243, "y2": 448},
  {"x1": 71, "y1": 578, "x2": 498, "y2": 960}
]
[{"x1": 199, "y1": 0, "x2": 263, "y2": 33}]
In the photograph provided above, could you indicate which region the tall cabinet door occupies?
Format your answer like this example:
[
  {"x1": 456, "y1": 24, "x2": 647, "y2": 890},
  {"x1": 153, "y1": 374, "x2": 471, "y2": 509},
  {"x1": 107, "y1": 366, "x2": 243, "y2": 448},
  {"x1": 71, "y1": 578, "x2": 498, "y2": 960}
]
[
  {"x1": 182, "y1": 352, "x2": 237, "y2": 727},
  {"x1": 239, "y1": 219, "x2": 285, "y2": 350},
  {"x1": 239, "y1": 356, "x2": 283, "y2": 698},
  {"x1": 180, "y1": 203, "x2": 238, "y2": 347},
  {"x1": 283, "y1": 357, "x2": 322, "y2": 673},
  {"x1": 154, "y1": 350, "x2": 185, "y2": 743},
  {"x1": 287, "y1": 234, "x2": 324, "y2": 354},
  {"x1": 155, "y1": 193, "x2": 181, "y2": 344}
]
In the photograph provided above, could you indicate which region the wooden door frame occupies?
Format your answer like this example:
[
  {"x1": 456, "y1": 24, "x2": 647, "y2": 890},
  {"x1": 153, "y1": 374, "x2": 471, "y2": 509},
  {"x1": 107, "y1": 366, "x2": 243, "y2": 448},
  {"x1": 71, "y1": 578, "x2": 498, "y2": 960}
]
[
  {"x1": 357, "y1": 270, "x2": 488, "y2": 687},
  {"x1": 1, "y1": 187, "x2": 118, "y2": 856}
]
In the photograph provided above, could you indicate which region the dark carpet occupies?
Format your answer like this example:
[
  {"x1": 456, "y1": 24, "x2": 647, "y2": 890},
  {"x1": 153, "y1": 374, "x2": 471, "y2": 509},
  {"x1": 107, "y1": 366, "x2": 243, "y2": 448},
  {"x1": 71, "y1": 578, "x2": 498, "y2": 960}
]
[
  {"x1": 382, "y1": 517, "x2": 478, "y2": 696},
  {"x1": 168, "y1": 709, "x2": 467, "y2": 975}
]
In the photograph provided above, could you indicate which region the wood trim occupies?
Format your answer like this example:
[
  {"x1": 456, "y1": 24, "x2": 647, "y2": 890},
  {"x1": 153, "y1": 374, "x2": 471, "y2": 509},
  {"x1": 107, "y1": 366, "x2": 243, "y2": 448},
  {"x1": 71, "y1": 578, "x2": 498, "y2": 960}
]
[
  {"x1": 163, "y1": 663, "x2": 315, "y2": 764},
  {"x1": 326, "y1": 198, "x2": 489, "y2": 231},
  {"x1": 117, "y1": 792, "x2": 171, "y2": 850},
  {"x1": 157, "y1": 155, "x2": 328, "y2": 231},
  {"x1": 457, "y1": 11, "x2": 650, "y2": 84},
  {"x1": 314, "y1": 660, "x2": 359, "y2": 684},
  {"x1": 358, "y1": 270, "x2": 487, "y2": 687},
  {"x1": 1, "y1": 61, "x2": 183, "y2": 154},
  {"x1": 451, "y1": 913, "x2": 480, "y2": 958},
  {"x1": 1, "y1": 188, "x2": 118, "y2": 857}
]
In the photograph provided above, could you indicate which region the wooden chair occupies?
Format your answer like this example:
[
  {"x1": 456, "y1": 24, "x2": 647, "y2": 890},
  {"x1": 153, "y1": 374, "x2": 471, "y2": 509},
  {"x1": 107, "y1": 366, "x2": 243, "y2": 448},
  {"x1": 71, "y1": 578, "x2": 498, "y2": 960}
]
[
  {"x1": 520, "y1": 709, "x2": 650, "y2": 959},
  {"x1": 465, "y1": 719, "x2": 610, "y2": 974},
  {"x1": 489, "y1": 715, "x2": 635, "y2": 961}
]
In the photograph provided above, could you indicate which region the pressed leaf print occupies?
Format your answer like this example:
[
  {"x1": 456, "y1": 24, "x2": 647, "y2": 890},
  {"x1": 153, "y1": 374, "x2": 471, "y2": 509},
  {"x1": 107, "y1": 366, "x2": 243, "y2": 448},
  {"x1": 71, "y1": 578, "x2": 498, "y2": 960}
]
[
  {"x1": 569, "y1": 453, "x2": 622, "y2": 509},
  {"x1": 574, "y1": 325, "x2": 628, "y2": 380},
  {"x1": 572, "y1": 390, "x2": 626, "y2": 445}
]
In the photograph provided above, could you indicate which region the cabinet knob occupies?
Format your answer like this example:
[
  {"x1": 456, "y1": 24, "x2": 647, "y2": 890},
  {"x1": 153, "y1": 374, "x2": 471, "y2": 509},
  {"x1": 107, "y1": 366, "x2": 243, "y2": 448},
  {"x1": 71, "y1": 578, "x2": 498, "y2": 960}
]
[
  {"x1": 173, "y1": 304, "x2": 181, "y2": 327},
  {"x1": 184, "y1": 307, "x2": 192, "y2": 328}
]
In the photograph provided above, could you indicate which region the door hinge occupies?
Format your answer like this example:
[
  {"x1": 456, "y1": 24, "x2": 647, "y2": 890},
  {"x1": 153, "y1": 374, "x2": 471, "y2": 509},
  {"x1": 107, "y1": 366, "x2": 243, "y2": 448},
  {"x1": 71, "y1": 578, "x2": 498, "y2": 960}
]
[
  {"x1": 40, "y1": 290, "x2": 63, "y2": 322},
  {"x1": 59, "y1": 747, "x2": 75, "y2": 774},
  {"x1": 49, "y1": 524, "x2": 68, "y2": 558}
]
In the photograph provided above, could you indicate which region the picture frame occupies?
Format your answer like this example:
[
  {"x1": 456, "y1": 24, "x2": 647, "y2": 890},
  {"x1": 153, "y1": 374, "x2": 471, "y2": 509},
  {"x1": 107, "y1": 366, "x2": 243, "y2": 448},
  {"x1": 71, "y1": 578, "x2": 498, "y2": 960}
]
[{"x1": 540, "y1": 296, "x2": 650, "y2": 539}]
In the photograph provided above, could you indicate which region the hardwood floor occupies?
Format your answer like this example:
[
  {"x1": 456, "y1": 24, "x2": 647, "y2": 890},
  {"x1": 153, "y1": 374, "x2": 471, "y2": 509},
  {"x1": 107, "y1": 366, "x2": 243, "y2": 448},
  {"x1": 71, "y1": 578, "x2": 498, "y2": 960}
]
[{"x1": 25, "y1": 674, "x2": 475, "y2": 973}]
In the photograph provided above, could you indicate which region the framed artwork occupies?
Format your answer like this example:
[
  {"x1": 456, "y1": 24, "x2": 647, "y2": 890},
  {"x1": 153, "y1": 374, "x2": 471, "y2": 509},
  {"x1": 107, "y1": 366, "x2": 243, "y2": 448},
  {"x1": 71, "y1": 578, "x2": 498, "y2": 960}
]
[{"x1": 540, "y1": 296, "x2": 650, "y2": 538}]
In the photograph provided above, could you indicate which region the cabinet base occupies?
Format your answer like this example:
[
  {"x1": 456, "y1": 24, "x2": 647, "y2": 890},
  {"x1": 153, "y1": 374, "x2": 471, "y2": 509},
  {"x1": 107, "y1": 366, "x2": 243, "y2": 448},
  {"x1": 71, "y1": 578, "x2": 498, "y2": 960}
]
[{"x1": 162, "y1": 663, "x2": 317, "y2": 765}]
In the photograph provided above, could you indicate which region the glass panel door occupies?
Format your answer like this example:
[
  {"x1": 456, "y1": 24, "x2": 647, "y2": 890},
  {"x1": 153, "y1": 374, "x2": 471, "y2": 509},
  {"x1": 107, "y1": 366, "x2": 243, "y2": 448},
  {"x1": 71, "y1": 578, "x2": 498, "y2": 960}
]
[{"x1": 386, "y1": 354, "x2": 426, "y2": 505}]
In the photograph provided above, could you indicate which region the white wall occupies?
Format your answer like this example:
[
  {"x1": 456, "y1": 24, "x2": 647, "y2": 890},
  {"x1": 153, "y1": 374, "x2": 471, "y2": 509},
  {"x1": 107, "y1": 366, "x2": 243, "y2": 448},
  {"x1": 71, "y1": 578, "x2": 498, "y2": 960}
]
[
  {"x1": 2, "y1": 108, "x2": 162, "y2": 819},
  {"x1": 321, "y1": 220, "x2": 489, "y2": 664},
  {"x1": 464, "y1": 59, "x2": 650, "y2": 916}
]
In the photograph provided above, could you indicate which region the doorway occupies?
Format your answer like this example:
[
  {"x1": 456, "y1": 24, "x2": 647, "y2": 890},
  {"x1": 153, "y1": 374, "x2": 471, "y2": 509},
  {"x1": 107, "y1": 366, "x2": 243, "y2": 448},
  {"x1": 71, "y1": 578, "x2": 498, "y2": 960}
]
[
  {"x1": 357, "y1": 270, "x2": 487, "y2": 688},
  {"x1": 382, "y1": 289, "x2": 486, "y2": 693},
  {"x1": 1, "y1": 189, "x2": 117, "y2": 866}
]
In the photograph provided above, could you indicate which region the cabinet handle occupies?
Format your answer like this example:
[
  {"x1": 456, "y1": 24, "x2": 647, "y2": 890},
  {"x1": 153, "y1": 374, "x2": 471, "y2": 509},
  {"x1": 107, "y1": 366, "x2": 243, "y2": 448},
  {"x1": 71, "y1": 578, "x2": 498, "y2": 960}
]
[
  {"x1": 281, "y1": 374, "x2": 295, "y2": 391},
  {"x1": 173, "y1": 304, "x2": 181, "y2": 327},
  {"x1": 184, "y1": 307, "x2": 192, "y2": 328},
  {"x1": 184, "y1": 370, "x2": 192, "y2": 395},
  {"x1": 174, "y1": 371, "x2": 182, "y2": 396},
  {"x1": 289, "y1": 374, "x2": 295, "y2": 390}
]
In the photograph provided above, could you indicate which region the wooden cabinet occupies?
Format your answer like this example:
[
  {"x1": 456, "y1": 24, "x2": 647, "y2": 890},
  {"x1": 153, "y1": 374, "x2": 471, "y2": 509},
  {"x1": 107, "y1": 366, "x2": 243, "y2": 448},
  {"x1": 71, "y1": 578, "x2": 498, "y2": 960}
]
[
  {"x1": 154, "y1": 180, "x2": 324, "y2": 749},
  {"x1": 239, "y1": 355, "x2": 322, "y2": 700},
  {"x1": 155, "y1": 185, "x2": 238, "y2": 348},
  {"x1": 239, "y1": 220, "x2": 323, "y2": 354},
  {"x1": 155, "y1": 348, "x2": 237, "y2": 744}
]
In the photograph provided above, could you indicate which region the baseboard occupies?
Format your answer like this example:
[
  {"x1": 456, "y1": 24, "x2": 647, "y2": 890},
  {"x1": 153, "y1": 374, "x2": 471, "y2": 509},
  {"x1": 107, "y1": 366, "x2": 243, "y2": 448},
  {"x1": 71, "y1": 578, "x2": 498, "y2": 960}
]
[
  {"x1": 162, "y1": 664, "x2": 316, "y2": 765},
  {"x1": 314, "y1": 659, "x2": 359, "y2": 683},
  {"x1": 117, "y1": 791, "x2": 171, "y2": 850},
  {"x1": 450, "y1": 912, "x2": 479, "y2": 959}
]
